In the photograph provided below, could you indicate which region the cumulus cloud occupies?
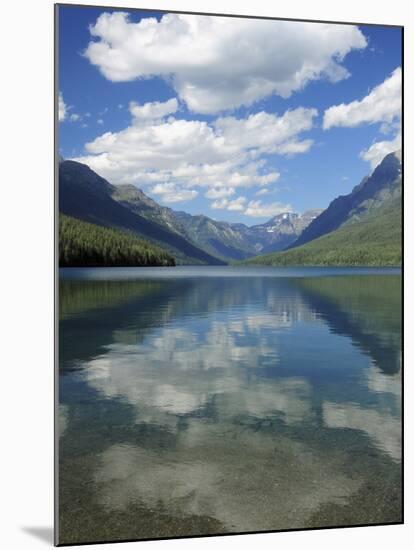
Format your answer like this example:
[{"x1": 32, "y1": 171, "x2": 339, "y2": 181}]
[
  {"x1": 211, "y1": 196, "x2": 293, "y2": 217},
  {"x1": 84, "y1": 12, "x2": 366, "y2": 114},
  {"x1": 360, "y1": 131, "x2": 401, "y2": 169},
  {"x1": 244, "y1": 200, "x2": 293, "y2": 218},
  {"x1": 205, "y1": 187, "x2": 235, "y2": 199},
  {"x1": 323, "y1": 68, "x2": 401, "y2": 130},
  {"x1": 151, "y1": 182, "x2": 198, "y2": 204},
  {"x1": 82, "y1": 312, "x2": 365, "y2": 531},
  {"x1": 130, "y1": 98, "x2": 179, "y2": 121},
  {"x1": 58, "y1": 92, "x2": 67, "y2": 121},
  {"x1": 323, "y1": 401, "x2": 400, "y2": 461},
  {"x1": 323, "y1": 68, "x2": 401, "y2": 169},
  {"x1": 215, "y1": 108, "x2": 316, "y2": 155},
  {"x1": 211, "y1": 196, "x2": 247, "y2": 211},
  {"x1": 72, "y1": 100, "x2": 315, "y2": 205},
  {"x1": 58, "y1": 93, "x2": 85, "y2": 124}
]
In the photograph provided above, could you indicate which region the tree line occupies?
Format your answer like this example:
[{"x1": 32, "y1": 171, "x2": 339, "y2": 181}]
[{"x1": 59, "y1": 215, "x2": 175, "y2": 267}]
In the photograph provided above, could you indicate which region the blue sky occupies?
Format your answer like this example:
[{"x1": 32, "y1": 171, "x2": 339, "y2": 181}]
[{"x1": 58, "y1": 5, "x2": 402, "y2": 225}]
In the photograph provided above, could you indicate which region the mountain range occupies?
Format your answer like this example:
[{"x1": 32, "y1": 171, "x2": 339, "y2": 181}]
[
  {"x1": 59, "y1": 159, "x2": 321, "y2": 265},
  {"x1": 241, "y1": 151, "x2": 402, "y2": 267},
  {"x1": 59, "y1": 160, "x2": 223, "y2": 265},
  {"x1": 289, "y1": 150, "x2": 402, "y2": 249},
  {"x1": 59, "y1": 150, "x2": 401, "y2": 267},
  {"x1": 112, "y1": 182, "x2": 323, "y2": 261}
]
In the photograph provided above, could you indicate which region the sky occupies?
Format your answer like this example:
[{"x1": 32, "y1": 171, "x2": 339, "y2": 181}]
[{"x1": 58, "y1": 5, "x2": 402, "y2": 225}]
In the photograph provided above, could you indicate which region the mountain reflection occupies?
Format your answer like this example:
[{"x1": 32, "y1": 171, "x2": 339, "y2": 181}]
[
  {"x1": 59, "y1": 269, "x2": 402, "y2": 544},
  {"x1": 295, "y1": 276, "x2": 401, "y2": 374}
]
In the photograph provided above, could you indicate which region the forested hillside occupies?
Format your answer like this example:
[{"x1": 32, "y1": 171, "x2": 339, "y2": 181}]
[
  {"x1": 59, "y1": 215, "x2": 175, "y2": 267},
  {"x1": 289, "y1": 151, "x2": 401, "y2": 249},
  {"x1": 59, "y1": 160, "x2": 224, "y2": 265},
  {"x1": 239, "y1": 197, "x2": 401, "y2": 267}
]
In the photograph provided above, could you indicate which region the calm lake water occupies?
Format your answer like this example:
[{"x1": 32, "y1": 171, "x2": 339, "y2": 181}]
[{"x1": 58, "y1": 266, "x2": 402, "y2": 544}]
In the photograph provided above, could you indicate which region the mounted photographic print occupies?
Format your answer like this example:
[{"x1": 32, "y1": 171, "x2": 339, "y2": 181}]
[{"x1": 56, "y1": 3, "x2": 403, "y2": 546}]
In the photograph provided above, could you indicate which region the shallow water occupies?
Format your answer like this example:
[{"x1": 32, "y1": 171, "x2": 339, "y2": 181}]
[{"x1": 58, "y1": 266, "x2": 402, "y2": 544}]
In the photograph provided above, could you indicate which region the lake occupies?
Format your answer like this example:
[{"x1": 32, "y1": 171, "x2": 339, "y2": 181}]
[{"x1": 58, "y1": 266, "x2": 402, "y2": 544}]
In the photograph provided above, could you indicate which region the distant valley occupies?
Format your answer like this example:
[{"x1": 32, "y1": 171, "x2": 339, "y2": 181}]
[
  {"x1": 59, "y1": 158, "x2": 321, "y2": 265},
  {"x1": 112, "y1": 181, "x2": 323, "y2": 261},
  {"x1": 59, "y1": 150, "x2": 401, "y2": 268},
  {"x1": 59, "y1": 160, "x2": 224, "y2": 266}
]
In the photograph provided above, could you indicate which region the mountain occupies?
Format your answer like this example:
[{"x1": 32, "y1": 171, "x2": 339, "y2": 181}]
[
  {"x1": 59, "y1": 160, "x2": 225, "y2": 265},
  {"x1": 294, "y1": 274, "x2": 401, "y2": 375},
  {"x1": 59, "y1": 159, "x2": 322, "y2": 264},
  {"x1": 59, "y1": 215, "x2": 175, "y2": 267},
  {"x1": 168, "y1": 211, "x2": 256, "y2": 261},
  {"x1": 111, "y1": 184, "x2": 180, "y2": 233},
  {"x1": 239, "y1": 196, "x2": 401, "y2": 267},
  {"x1": 242, "y1": 210, "x2": 323, "y2": 254},
  {"x1": 112, "y1": 183, "x2": 322, "y2": 261},
  {"x1": 172, "y1": 209, "x2": 323, "y2": 259},
  {"x1": 239, "y1": 151, "x2": 402, "y2": 267},
  {"x1": 289, "y1": 151, "x2": 402, "y2": 249}
]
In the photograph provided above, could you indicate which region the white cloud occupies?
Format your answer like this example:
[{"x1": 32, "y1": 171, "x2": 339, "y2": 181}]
[
  {"x1": 130, "y1": 98, "x2": 178, "y2": 121},
  {"x1": 82, "y1": 313, "x2": 366, "y2": 531},
  {"x1": 59, "y1": 94, "x2": 86, "y2": 124},
  {"x1": 323, "y1": 68, "x2": 402, "y2": 169},
  {"x1": 256, "y1": 188, "x2": 270, "y2": 196},
  {"x1": 211, "y1": 196, "x2": 292, "y2": 218},
  {"x1": 360, "y1": 131, "x2": 401, "y2": 169},
  {"x1": 97, "y1": 118, "x2": 104, "y2": 125},
  {"x1": 84, "y1": 12, "x2": 366, "y2": 114},
  {"x1": 205, "y1": 187, "x2": 235, "y2": 199},
  {"x1": 211, "y1": 198, "x2": 229, "y2": 209},
  {"x1": 244, "y1": 200, "x2": 292, "y2": 218},
  {"x1": 215, "y1": 108, "x2": 316, "y2": 156},
  {"x1": 72, "y1": 101, "x2": 315, "y2": 206},
  {"x1": 58, "y1": 92, "x2": 67, "y2": 121},
  {"x1": 323, "y1": 67, "x2": 401, "y2": 130},
  {"x1": 227, "y1": 197, "x2": 247, "y2": 211},
  {"x1": 323, "y1": 401, "x2": 400, "y2": 461},
  {"x1": 151, "y1": 182, "x2": 198, "y2": 203},
  {"x1": 211, "y1": 197, "x2": 247, "y2": 211}
]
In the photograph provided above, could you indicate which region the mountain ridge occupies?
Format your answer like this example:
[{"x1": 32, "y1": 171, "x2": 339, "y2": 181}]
[
  {"x1": 59, "y1": 214, "x2": 176, "y2": 267},
  {"x1": 59, "y1": 160, "x2": 225, "y2": 265},
  {"x1": 59, "y1": 151, "x2": 400, "y2": 268},
  {"x1": 289, "y1": 150, "x2": 401, "y2": 249},
  {"x1": 111, "y1": 182, "x2": 322, "y2": 261},
  {"x1": 238, "y1": 151, "x2": 402, "y2": 267}
]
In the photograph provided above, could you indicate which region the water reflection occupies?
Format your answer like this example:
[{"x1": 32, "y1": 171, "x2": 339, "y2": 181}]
[
  {"x1": 323, "y1": 400, "x2": 400, "y2": 461},
  {"x1": 59, "y1": 269, "x2": 402, "y2": 544}
]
